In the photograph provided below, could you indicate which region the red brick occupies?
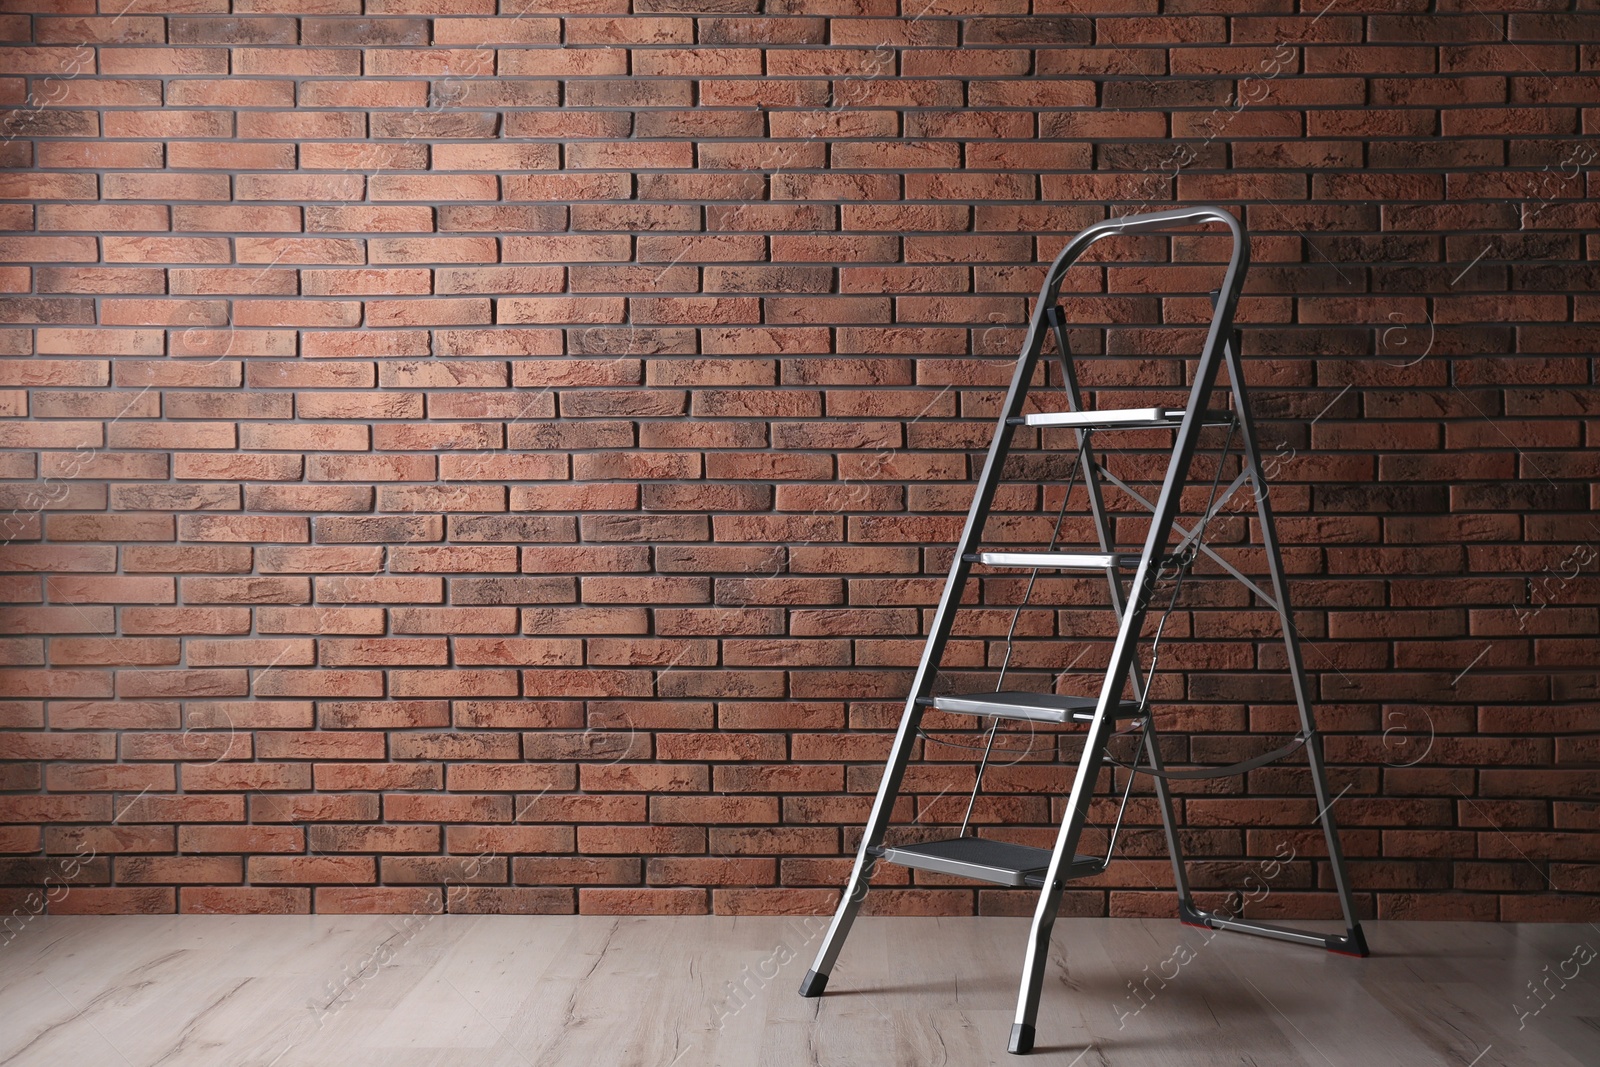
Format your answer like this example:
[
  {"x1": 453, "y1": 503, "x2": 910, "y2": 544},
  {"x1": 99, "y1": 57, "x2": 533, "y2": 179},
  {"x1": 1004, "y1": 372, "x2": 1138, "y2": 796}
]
[
  {"x1": 179, "y1": 763, "x2": 309, "y2": 796},
  {"x1": 249, "y1": 796, "x2": 375, "y2": 837},
  {"x1": 180, "y1": 887, "x2": 309, "y2": 914},
  {"x1": 49, "y1": 700, "x2": 180, "y2": 730},
  {"x1": 317, "y1": 887, "x2": 442, "y2": 914},
  {"x1": 116, "y1": 794, "x2": 243, "y2": 824},
  {"x1": 443, "y1": 825, "x2": 574, "y2": 854},
  {"x1": 512, "y1": 857, "x2": 639, "y2": 885},
  {"x1": 51, "y1": 887, "x2": 176, "y2": 915},
  {"x1": 314, "y1": 762, "x2": 442, "y2": 792},
  {"x1": 579, "y1": 888, "x2": 706, "y2": 915},
  {"x1": 307, "y1": 825, "x2": 440, "y2": 854},
  {"x1": 383, "y1": 793, "x2": 512, "y2": 824},
  {"x1": 0, "y1": 796, "x2": 111, "y2": 824},
  {"x1": 117, "y1": 856, "x2": 242, "y2": 884},
  {"x1": 382, "y1": 855, "x2": 508, "y2": 884},
  {"x1": 177, "y1": 825, "x2": 302, "y2": 853},
  {"x1": 448, "y1": 886, "x2": 574, "y2": 913}
]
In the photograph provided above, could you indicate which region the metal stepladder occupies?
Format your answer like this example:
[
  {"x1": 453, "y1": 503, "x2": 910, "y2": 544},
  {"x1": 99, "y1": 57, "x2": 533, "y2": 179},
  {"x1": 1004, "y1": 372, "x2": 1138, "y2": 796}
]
[{"x1": 797, "y1": 206, "x2": 1368, "y2": 1055}]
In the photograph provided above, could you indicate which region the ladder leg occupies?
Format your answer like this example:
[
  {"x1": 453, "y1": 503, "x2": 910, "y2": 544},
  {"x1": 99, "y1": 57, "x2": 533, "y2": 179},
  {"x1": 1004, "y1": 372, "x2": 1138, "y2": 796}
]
[
  {"x1": 1224, "y1": 336, "x2": 1367, "y2": 954},
  {"x1": 1009, "y1": 731, "x2": 1111, "y2": 1054},
  {"x1": 1011, "y1": 251, "x2": 1240, "y2": 1039},
  {"x1": 1009, "y1": 884, "x2": 1063, "y2": 1054},
  {"x1": 1009, "y1": 697, "x2": 1120, "y2": 1053},
  {"x1": 1140, "y1": 716, "x2": 1193, "y2": 903},
  {"x1": 800, "y1": 704, "x2": 923, "y2": 995},
  {"x1": 807, "y1": 293, "x2": 1050, "y2": 996},
  {"x1": 799, "y1": 862, "x2": 861, "y2": 996},
  {"x1": 1302, "y1": 734, "x2": 1369, "y2": 954},
  {"x1": 1010, "y1": 291, "x2": 1238, "y2": 1052}
]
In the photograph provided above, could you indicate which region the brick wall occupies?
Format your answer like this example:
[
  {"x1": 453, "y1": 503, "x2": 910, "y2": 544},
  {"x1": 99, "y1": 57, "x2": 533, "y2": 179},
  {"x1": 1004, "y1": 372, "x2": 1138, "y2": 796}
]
[{"x1": 1, "y1": 2, "x2": 1595, "y2": 922}]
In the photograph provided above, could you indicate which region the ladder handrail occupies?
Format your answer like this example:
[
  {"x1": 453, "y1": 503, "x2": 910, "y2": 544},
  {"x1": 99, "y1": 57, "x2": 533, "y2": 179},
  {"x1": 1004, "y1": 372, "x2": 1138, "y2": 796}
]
[{"x1": 1019, "y1": 205, "x2": 1249, "y2": 392}]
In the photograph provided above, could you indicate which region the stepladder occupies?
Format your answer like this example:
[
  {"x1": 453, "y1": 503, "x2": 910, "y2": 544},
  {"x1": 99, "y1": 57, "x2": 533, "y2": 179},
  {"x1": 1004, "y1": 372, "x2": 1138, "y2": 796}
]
[{"x1": 797, "y1": 206, "x2": 1369, "y2": 1056}]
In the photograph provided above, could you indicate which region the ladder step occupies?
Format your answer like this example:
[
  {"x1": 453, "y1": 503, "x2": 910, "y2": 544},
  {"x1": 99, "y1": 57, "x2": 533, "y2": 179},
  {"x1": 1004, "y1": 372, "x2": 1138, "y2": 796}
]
[
  {"x1": 872, "y1": 837, "x2": 1105, "y2": 887},
  {"x1": 1013, "y1": 407, "x2": 1234, "y2": 429},
  {"x1": 924, "y1": 690, "x2": 1141, "y2": 724},
  {"x1": 966, "y1": 551, "x2": 1140, "y2": 571}
]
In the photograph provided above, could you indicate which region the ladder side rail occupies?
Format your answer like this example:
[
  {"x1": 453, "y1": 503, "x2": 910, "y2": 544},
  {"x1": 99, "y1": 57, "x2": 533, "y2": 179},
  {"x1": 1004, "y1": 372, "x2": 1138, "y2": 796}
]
[
  {"x1": 801, "y1": 305, "x2": 1054, "y2": 991},
  {"x1": 1080, "y1": 207, "x2": 1248, "y2": 738},
  {"x1": 1009, "y1": 342, "x2": 1234, "y2": 1053},
  {"x1": 1140, "y1": 724, "x2": 1193, "y2": 902},
  {"x1": 1047, "y1": 209, "x2": 1247, "y2": 888},
  {"x1": 1219, "y1": 333, "x2": 1367, "y2": 954},
  {"x1": 1006, "y1": 708, "x2": 1117, "y2": 1054},
  {"x1": 1010, "y1": 210, "x2": 1249, "y2": 1054}
]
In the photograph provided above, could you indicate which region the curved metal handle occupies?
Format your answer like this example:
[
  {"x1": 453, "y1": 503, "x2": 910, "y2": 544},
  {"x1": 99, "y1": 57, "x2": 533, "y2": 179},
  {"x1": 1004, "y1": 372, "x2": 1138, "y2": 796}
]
[
  {"x1": 1044, "y1": 205, "x2": 1246, "y2": 288},
  {"x1": 1019, "y1": 205, "x2": 1249, "y2": 377}
]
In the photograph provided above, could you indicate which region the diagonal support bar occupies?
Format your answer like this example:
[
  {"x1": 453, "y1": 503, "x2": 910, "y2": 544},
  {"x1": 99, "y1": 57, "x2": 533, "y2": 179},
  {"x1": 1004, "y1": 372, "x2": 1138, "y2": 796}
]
[{"x1": 1094, "y1": 467, "x2": 1283, "y2": 612}]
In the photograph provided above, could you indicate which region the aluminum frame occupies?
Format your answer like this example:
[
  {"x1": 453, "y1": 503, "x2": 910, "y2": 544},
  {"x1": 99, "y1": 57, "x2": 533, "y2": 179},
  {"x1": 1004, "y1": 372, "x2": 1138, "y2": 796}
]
[{"x1": 796, "y1": 206, "x2": 1369, "y2": 1055}]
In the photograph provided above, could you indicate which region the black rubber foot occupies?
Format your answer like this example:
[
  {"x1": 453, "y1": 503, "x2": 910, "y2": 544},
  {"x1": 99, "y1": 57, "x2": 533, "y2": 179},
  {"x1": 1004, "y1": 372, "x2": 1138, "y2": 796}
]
[
  {"x1": 1328, "y1": 924, "x2": 1370, "y2": 958},
  {"x1": 798, "y1": 969, "x2": 829, "y2": 997},
  {"x1": 1007, "y1": 1023, "x2": 1035, "y2": 1055}
]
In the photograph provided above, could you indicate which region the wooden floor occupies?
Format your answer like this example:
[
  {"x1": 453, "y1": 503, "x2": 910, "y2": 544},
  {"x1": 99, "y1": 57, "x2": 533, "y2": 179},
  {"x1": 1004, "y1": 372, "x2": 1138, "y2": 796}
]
[{"x1": 0, "y1": 915, "x2": 1595, "y2": 1065}]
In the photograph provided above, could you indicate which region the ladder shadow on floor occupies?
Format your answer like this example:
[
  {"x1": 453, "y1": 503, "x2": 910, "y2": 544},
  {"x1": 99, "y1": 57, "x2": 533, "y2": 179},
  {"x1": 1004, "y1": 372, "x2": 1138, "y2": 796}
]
[{"x1": 814, "y1": 978, "x2": 955, "y2": 999}]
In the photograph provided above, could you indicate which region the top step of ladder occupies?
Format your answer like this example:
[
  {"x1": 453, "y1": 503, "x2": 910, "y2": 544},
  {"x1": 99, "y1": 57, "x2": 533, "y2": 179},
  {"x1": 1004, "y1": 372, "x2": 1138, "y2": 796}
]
[
  {"x1": 1014, "y1": 407, "x2": 1234, "y2": 430},
  {"x1": 920, "y1": 690, "x2": 1141, "y2": 724}
]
